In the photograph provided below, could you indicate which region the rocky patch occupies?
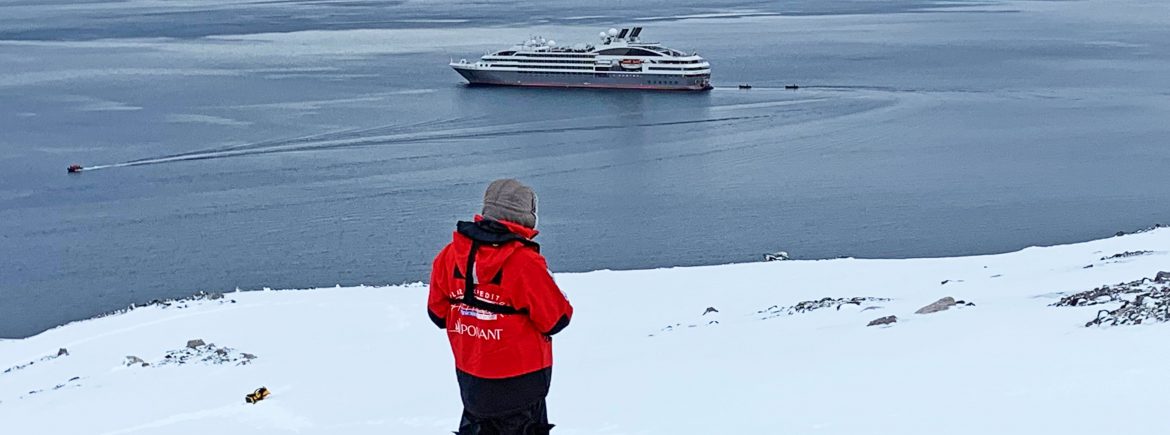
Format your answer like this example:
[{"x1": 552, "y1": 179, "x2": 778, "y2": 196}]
[
  {"x1": 1051, "y1": 277, "x2": 1162, "y2": 307},
  {"x1": 154, "y1": 340, "x2": 257, "y2": 367},
  {"x1": 763, "y1": 251, "x2": 790, "y2": 261},
  {"x1": 1113, "y1": 223, "x2": 1164, "y2": 237},
  {"x1": 142, "y1": 291, "x2": 234, "y2": 311},
  {"x1": 1084, "y1": 289, "x2": 1170, "y2": 327},
  {"x1": 757, "y1": 297, "x2": 890, "y2": 320},
  {"x1": 2, "y1": 348, "x2": 69, "y2": 377},
  {"x1": 1051, "y1": 275, "x2": 1170, "y2": 327},
  {"x1": 1099, "y1": 251, "x2": 1154, "y2": 261},
  {"x1": 91, "y1": 291, "x2": 237, "y2": 322}
]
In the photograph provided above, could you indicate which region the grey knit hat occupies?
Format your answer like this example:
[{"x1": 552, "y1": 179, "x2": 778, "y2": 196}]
[{"x1": 482, "y1": 178, "x2": 538, "y2": 228}]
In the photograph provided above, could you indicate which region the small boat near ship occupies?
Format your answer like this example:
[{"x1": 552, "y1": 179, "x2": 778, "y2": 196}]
[{"x1": 451, "y1": 27, "x2": 711, "y2": 91}]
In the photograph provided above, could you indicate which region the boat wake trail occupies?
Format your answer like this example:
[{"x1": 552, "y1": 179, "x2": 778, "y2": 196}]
[{"x1": 79, "y1": 110, "x2": 782, "y2": 171}]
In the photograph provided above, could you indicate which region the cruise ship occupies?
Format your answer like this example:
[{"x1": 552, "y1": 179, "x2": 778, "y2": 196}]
[{"x1": 450, "y1": 27, "x2": 712, "y2": 91}]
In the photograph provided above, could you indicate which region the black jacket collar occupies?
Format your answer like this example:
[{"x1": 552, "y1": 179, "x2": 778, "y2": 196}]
[{"x1": 457, "y1": 220, "x2": 540, "y2": 250}]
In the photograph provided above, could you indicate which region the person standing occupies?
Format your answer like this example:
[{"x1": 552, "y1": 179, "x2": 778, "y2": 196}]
[{"x1": 428, "y1": 179, "x2": 573, "y2": 435}]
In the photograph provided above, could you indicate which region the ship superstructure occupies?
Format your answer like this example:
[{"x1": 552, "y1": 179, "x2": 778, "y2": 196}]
[{"x1": 450, "y1": 27, "x2": 711, "y2": 91}]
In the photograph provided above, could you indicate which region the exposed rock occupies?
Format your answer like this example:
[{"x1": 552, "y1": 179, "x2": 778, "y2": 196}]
[
  {"x1": 1156, "y1": 271, "x2": 1170, "y2": 283},
  {"x1": 241, "y1": 353, "x2": 258, "y2": 360},
  {"x1": 702, "y1": 307, "x2": 719, "y2": 315},
  {"x1": 763, "y1": 251, "x2": 790, "y2": 262},
  {"x1": 186, "y1": 339, "x2": 206, "y2": 349},
  {"x1": 124, "y1": 356, "x2": 145, "y2": 366},
  {"x1": 867, "y1": 315, "x2": 897, "y2": 327},
  {"x1": 57, "y1": 348, "x2": 69, "y2": 357},
  {"x1": 916, "y1": 297, "x2": 958, "y2": 314}
]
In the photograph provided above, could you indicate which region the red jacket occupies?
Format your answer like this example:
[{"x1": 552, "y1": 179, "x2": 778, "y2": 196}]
[{"x1": 428, "y1": 217, "x2": 573, "y2": 379}]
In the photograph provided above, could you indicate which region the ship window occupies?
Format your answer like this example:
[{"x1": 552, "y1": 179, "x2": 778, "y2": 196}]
[
  {"x1": 596, "y1": 48, "x2": 662, "y2": 57},
  {"x1": 494, "y1": 51, "x2": 516, "y2": 56}
]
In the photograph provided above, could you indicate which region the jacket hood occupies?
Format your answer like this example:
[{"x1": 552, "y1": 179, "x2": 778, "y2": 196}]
[{"x1": 450, "y1": 217, "x2": 540, "y2": 285}]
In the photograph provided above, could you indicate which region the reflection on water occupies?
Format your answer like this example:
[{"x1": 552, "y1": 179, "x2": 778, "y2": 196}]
[{"x1": 1, "y1": 0, "x2": 1169, "y2": 338}]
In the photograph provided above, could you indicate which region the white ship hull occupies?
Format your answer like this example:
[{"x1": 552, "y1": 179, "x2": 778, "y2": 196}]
[{"x1": 451, "y1": 64, "x2": 711, "y2": 91}]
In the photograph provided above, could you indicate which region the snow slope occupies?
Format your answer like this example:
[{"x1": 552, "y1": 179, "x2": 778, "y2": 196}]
[{"x1": 2, "y1": 229, "x2": 1169, "y2": 434}]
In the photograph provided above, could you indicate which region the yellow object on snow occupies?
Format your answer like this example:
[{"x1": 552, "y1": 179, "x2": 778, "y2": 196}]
[{"x1": 245, "y1": 387, "x2": 270, "y2": 404}]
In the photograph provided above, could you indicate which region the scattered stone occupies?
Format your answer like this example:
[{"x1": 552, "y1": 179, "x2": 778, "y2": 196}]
[
  {"x1": 124, "y1": 356, "x2": 145, "y2": 366},
  {"x1": 763, "y1": 251, "x2": 790, "y2": 262},
  {"x1": 702, "y1": 307, "x2": 719, "y2": 315},
  {"x1": 915, "y1": 297, "x2": 958, "y2": 314},
  {"x1": 207, "y1": 292, "x2": 224, "y2": 300},
  {"x1": 186, "y1": 339, "x2": 206, "y2": 349},
  {"x1": 868, "y1": 315, "x2": 897, "y2": 327},
  {"x1": 57, "y1": 348, "x2": 69, "y2": 357},
  {"x1": 241, "y1": 353, "x2": 258, "y2": 360}
]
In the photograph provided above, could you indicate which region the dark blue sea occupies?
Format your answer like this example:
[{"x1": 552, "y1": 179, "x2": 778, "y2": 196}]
[{"x1": 2, "y1": 0, "x2": 1168, "y2": 338}]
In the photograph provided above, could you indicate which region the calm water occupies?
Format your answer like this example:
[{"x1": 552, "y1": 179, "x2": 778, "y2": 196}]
[{"x1": 2, "y1": 0, "x2": 1168, "y2": 338}]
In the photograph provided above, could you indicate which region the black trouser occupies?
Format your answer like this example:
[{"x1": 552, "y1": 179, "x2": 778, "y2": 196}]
[
  {"x1": 455, "y1": 368, "x2": 555, "y2": 435},
  {"x1": 456, "y1": 398, "x2": 553, "y2": 435}
]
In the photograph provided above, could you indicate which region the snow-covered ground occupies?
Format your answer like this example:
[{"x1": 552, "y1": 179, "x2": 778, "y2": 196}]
[{"x1": 3, "y1": 228, "x2": 1169, "y2": 434}]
